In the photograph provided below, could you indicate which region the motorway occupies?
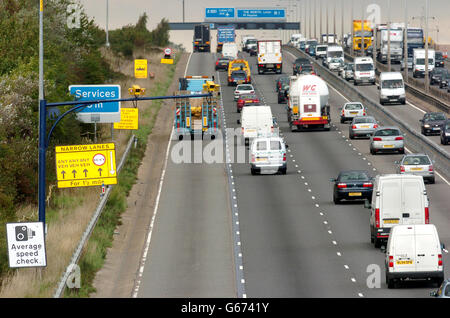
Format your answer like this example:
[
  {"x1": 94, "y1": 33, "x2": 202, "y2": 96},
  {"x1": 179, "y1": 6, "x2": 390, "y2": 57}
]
[{"x1": 134, "y1": 48, "x2": 450, "y2": 298}]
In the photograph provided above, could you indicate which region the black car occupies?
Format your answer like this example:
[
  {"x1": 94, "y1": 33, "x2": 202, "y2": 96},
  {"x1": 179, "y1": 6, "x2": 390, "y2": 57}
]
[
  {"x1": 441, "y1": 119, "x2": 450, "y2": 145},
  {"x1": 215, "y1": 56, "x2": 232, "y2": 71},
  {"x1": 293, "y1": 57, "x2": 311, "y2": 75},
  {"x1": 277, "y1": 84, "x2": 289, "y2": 104},
  {"x1": 439, "y1": 71, "x2": 449, "y2": 89},
  {"x1": 228, "y1": 70, "x2": 247, "y2": 86},
  {"x1": 248, "y1": 47, "x2": 257, "y2": 56},
  {"x1": 435, "y1": 51, "x2": 445, "y2": 67},
  {"x1": 429, "y1": 68, "x2": 448, "y2": 85},
  {"x1": 420, "y1": 112, "x2": 447, "y2": 136},
  {"x1": 275, "y1": 75, "x2": 290, "y2": 92},
  {"x1": 331, "y1": 170, "x2": 373, "y2": 204}
]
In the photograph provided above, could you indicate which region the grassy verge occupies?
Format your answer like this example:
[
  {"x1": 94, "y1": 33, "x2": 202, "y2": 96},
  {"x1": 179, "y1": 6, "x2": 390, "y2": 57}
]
[{"x1": 64, "y1": 53, "x2": 180, "y2": 297}]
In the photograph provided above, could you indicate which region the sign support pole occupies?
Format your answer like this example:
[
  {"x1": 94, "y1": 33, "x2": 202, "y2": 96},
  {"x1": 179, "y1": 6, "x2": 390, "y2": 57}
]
[{"x1": 38, "y1": 99, "x2": 47, "y2": 230}]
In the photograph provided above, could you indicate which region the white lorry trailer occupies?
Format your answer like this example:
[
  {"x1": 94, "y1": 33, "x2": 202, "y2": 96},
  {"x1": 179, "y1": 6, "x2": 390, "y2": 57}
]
[
  {"x1": 257, "y1": 40, "x2": 282, "y2": 74},
  {"x1": 376, "y1": 25, "x2": 403, "y2": 63},
  {"x1": 287, "y1": 74, "x2": 331, "y2": 131},
  {"x1": 413, "y1": 48, "x2": 435, "y2": 78}
]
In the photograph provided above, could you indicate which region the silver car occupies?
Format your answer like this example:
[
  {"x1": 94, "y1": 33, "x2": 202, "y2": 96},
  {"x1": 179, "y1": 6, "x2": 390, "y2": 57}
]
[
  {"x1": 340, "y1": 63, "x2": 354, "y2": 81},
  {"x1": 395, "y1": 153, "x2": 435, "y2": 184},
  {"x1": 370, "y1": 126, "x2": 405, "y2": 155},
  {"x1": 349, "y1": 116, "x2": 378, "y2": 139}
]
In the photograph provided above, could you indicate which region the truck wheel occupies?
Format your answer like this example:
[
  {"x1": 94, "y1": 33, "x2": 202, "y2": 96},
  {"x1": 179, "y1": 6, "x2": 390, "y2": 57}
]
[
  {"x1": 251, "y1": 168, "x2": 257, "y2": 175},
  {"x1": 374, "y1": 238, "x2": 381, "y2": 248},
  {"x1": 386, "y1": 275, "x2": 395, "y2": 289}
]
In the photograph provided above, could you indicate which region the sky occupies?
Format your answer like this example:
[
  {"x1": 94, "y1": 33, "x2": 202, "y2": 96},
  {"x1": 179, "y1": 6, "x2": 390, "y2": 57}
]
[{"x1": 76, "y1": 0, "x2": 450, "y2": 50}]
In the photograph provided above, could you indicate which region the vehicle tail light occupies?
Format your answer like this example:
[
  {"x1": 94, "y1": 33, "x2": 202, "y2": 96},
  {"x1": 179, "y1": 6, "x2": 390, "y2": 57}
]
[
  {"x1": 283, "y1": 153, "x2": 286, "y2": 161},
  {"x1": 337, "y1": 183, "x2": 347, "y2": 188},
  {"x1": 373, "y1": 137, "x2": 382, "y2": 141},
  {"x1": 251, "y1": 154, "x2": 255, "y2": 163},
  {"x1": 429, "y1": 165, "x2": 433, "y2": 172},
  {"x1": 216, "y1": 61, "x2": 219, "y2": 66},
  {"x1": 425, "y1": 207, "x2": 429, "y2": 224},
  {"x1": 438, "y1": 254, "x2": 443, "y2": 266},
  {"x1": 341, "y1": 110, "x2": 345, "y2": 116},
  {"x1": 373, "y1": 124, "x2": 378, "y2": 129},
  {"x1": 375, "y1": 208, "x2": 380, "y2": 228},
  {"x1": 250, "y1": 91, "x2": 255, "y2": 94},
  {"x1": 395, "y1": 136, "x2": 404, "y2": 140},
  {"x1": 363, "y1": 183, "x2": 373, "y2": 188},
  {"x1": 389, "y1": 255, "x2": 394, "y2": 268},
  {"x1": 352, "y1": 125, "x2": 357, "y2": 129}
]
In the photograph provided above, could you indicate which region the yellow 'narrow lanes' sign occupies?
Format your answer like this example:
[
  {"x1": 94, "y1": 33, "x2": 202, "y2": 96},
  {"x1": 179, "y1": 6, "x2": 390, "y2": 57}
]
[{"x1": 55, "y1": 143, "x2": 117, "y2": 188}]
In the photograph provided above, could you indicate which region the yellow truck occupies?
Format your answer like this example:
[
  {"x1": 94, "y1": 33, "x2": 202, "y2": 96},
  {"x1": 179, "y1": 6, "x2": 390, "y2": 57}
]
[
  {"x1": 227, "y1": 59, "x2": 251, "y2": 84},
  {"x1": 353, "y1": 20, "x2": 373, "y2": 53}
]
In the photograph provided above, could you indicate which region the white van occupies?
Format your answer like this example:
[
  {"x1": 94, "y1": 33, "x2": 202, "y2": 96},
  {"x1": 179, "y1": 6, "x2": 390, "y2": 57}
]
[
  {"x1": 365, "y1": 174, "x2": 430, "y2": 248},
  {"x1": 385, "y1": 224, "x2": 444, "y2": 288},
  {"x1": 324, "y1": 45, "x2": 344, "y2": 67},
  {"x1": 353, "y1": 57, "x2": 375, "y2": 85},
  {"x1": 413, "y1": 48, "x2": 435, "y2": 78},
  {"x1": 378, "y1": 72, "x2": 406, "y2": 105},
  {"x1": 238, "y1": 106, "x2": 274, "y2": 146},
  {"x1": 222, "y1": 42, "x2": 238, "y2": 59},
  {"x1": 250, "y1": 136, "x2": 287, "y2": 175},
  {"x1": 290, "y1": 33, "x2": 303, "y2": 46}
]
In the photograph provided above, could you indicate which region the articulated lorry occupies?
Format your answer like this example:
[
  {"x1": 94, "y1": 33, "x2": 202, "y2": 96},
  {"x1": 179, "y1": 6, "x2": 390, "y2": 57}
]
[
  {"x1": 287, "y1": 74, "x2": 331, "y2": 131},
  {"x1": 376, "y1": 25, "x2": 403, "y2": 63},
  {"x1": 174, "y1": 76, "x2": 219, "y2": 139},
  {"x1": 193, "y1": 24, "x2": 210, "y2": 52},
  {"x1": 257, "y1": 40, "x2": 282, "y2": 74},
  {"x1": 353, "y1": 20, "x2": 373, "y2": 54}
]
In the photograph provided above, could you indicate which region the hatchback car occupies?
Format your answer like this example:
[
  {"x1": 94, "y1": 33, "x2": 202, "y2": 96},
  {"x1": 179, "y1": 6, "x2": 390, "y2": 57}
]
[
  {"x1": 349, "y1": 116, "x2": 378, "y2": 139},
  {"x1": 420, "y1": 112, "x2": 447, "y2": 136},
  {"x1": 439, "y1": 72, "x2": 449, "y2": 89},
  {"x1": 234, "y1": 84, "x2": 255, "y2": 101},
  {"x1": 215, "y1": 56, "x2": 233, "y2": 71},
  {"x1": 340, "y1": 63, "x2": 354, "y2": 81},
  {"x1": 441, "y1": 119, "x2": 450, "y2": 145},
  {"x1": 395, "y1": 153, "x2": 435, "y2": 184},
  {"x1": 430, "y1": 279, "x2": 450, "y2": 298},
  {"x1": 250, "y1": 136, "x2": 287, "y2": 175},
  {"x1": 429, "y1": 68, "x2": 448, "y2": 85},
  {"x1": 435, "y1": 51, "x2": 445, "y2": 68},
  {"x1": 370, "y1": 127, "x2": 405, "y2": 155},
  {"x1": 236, "y1": 94, "x2": 260, "y2": 113},
  {"x1": 293, "y1": 58, "x2": 311, "y2": 75},
  {"x1": 277, "y1": 84, "x2": 289, "y2": 104},
  {"x1": 229, "y1": 71, "x2": 248, "y2": 86},
  {"x1": 331, "y1": 170, "x2": 373, "y2": 204},
  {"x1": 275, "y1": 75, "x2": 290, "y2": 92},
  {"x1": 340, "y1": 102, "x2": 366, "y2": 123}
]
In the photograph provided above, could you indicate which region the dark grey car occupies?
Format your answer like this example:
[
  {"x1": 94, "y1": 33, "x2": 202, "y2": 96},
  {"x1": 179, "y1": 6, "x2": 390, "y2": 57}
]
[{"x1": 420, "y1": 112, "x2": 447, "y2": 136}]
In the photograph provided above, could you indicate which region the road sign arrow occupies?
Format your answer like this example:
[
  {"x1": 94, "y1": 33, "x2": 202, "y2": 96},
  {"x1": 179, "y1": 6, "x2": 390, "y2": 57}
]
[
  {"x1": 83, "y1": 169, "x2": 88, "y2": 177},
  {"x1": 109, "y1": 151, "x2": 116, "y2": 175},
  {"x1": 98, "y1": 168, "x2": 103, "y2": 176},
  {"x1": 61, "y1": 170, "x2": 66, "y2": 179},
  {"x1": 72, "y1": 170, "x2": 77, "y2": 178}
]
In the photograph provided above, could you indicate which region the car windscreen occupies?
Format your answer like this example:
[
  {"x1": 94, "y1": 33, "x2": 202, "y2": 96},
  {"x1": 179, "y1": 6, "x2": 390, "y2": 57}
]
[
  {"x1": 344, "y1": 103, "x2": 363, "y2": 110},
  {"x1": 428, "y1": 113, "x2": 447, "y2": 121},
  {"x1": 381, "y1": 79, "x2": 403, "y2": 89},
  {"x1": 435, "y1": 52, "x2": 443, "y2": 58},
  {"x1": 356, "y1": 63, "x2": 373, "y2": 71},
  {"x1": 339, "y1": 171, "x2": 369, "y2": 182},
  {"x1": 317, "y1": 46, "x2": 327, "y2": 51},
  {"x1": 416, "y1": 58, "x2": 434, "y2": 65},
  {"x1": 345, "y1": 64, "x2": 354, "y2": 70},
  {"x1": 280, "y1": 77, "x2": 290, "y2": 83},
  {"x1": 236, "y1": 84, "x2": 252, "y2": 90},
  {"x1": 403, "y1": 156, "x2": 431, "y2": 165},
  {"x1": 246, "y1": 39, "x2": 257, "y2": 44},
  {"x1": 374, "y1": 128, "x2": 401, "y2": 136}
]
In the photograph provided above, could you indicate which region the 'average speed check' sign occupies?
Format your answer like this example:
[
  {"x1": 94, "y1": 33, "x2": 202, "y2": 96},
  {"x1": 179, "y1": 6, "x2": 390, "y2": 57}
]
[
  {"x1": 55, "y1": 143, "x2": 117, "y2": 188},
  {"x1": 6, "y1": 222, "x2": 46, "y2": 268}
]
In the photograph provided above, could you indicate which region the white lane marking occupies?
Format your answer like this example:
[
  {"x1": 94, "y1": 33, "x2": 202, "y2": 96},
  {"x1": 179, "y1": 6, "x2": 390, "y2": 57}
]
[
  {"x1": 132, "y1": 52, "x2": 194, "y2": 298},
  {"x1": 406, "y1": 101, "x2": 426, "y2": 114}
]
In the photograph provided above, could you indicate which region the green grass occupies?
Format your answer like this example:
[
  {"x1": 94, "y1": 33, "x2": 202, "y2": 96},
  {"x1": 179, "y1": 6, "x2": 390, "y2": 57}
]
[{"x1": 64, "y1": 52, "x2": 181, "y2": 298}]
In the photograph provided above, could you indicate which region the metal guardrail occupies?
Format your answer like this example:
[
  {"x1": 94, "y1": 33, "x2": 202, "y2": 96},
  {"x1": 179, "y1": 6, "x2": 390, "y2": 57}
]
[
  {"x1": 285, "y1": 45, "x2": 450, "y2": 181},
  {"x1": 53, "y1": 134, "x2": 136, "y2": 298},
  {"x1": 343, "y1": 50, "x2": 450, "y2": 112}
]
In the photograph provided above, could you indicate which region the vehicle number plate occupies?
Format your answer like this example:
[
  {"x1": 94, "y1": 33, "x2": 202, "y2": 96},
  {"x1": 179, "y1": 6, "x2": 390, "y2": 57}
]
[
  {"x1": 360, "y1": 125, "x2": 370, "y2": 128},
  {"x1": 348, "y1": 192, "x2": 362, "y2": 196},
  {"x1": 396, "y1": 260, "x2": 413, "y2": 265},
  {"x1": 256, "y1": 157, "x2": 267, "y2": 162},
  {"x1": 350, "y1": 111, "x2": 358, "y2": 115},
  {"x1": 383, "y1": 144, "x2": 394, "y2": 148},
  {"x1": 411, "y1": 167, "x2": 423, "y2": 171},
  {"x1": 384, "y1": 219, "x2": 399, "y2": 224}
]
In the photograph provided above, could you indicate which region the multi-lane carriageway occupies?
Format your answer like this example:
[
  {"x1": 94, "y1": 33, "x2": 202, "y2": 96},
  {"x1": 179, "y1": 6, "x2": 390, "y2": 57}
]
[{"x1": 133, "y1": 49, "x2": 450, "y2": 298}]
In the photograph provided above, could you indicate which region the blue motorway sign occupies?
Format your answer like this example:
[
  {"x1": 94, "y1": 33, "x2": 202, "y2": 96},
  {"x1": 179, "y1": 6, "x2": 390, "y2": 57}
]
[
  {"x1": 69, "y1": 85, "x2": 121, "y2": 123},
  {"x1": 237, "y1": 9, "x2": 286, "y2": 19},
  {"x1": 217, "y1": 26, "x2": 235, "y2": 43},
  {"x1": 205, "y1": 8, "x2": 235, "y2": 19}
]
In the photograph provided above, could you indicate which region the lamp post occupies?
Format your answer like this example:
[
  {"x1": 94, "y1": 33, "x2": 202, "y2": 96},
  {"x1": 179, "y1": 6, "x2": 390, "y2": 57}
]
[
  {"x1": 106, "y1": 0, "x2": 110, "y2": 47},
  {"x1": 424, "y1": 0, "x2": 429, "y2": 93}
]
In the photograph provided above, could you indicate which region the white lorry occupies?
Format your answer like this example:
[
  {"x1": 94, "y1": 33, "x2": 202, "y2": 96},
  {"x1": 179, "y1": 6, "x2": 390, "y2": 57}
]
[
  {"x1": 222, "y1": 42, "x2": 238, "y2": 60},
  {"x1": 353, "y1": 57, "x2": 376, "y2": 85},
  {"x1": 323, "y1": 45, "x2": 344, "y2": 68},
  {"x1": 290, "y1": 33, "x2": 303, "y2": 46},
  {"x1": 379, "y1": 72, "x2": 406, "y2": 105},
  {"x1": 238, "y1": 105, "x2": 274, "y2": 146},
  {"x1": 365, "y1": 174, "x2": 430, "y2": 248},
  {"x1": 321, "y1": 33, "x2": 336, "y2": 44},
  {"x1": 257, "y1": 40, "x2": 282, "y2": 74},
  {"x1": 376, "y1": 25, "x2": 403, "y2": 63},
  {"x1": 385, "y1": 224, "x2": 444, "y2": 288},
  {"x1": 287, "y1": 74, "x2": 331, "y2": 131},
  {"x1": 241, "y1": 35, "x2": 255, "y2": 51},
  {"x1": 412, "y1": 48, "x2": 435, "y2": 78}
]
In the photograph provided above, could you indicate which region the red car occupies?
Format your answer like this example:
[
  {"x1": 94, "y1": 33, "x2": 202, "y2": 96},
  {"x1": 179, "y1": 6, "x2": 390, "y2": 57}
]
[{"x1": 236, "y1": 94, "x2": 260, "y2": 113}]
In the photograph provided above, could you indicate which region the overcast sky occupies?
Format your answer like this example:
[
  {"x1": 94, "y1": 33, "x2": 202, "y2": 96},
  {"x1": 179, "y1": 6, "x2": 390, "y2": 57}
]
[{"x1": 76, "y1": 0, "x2": 450, "y2": 45}]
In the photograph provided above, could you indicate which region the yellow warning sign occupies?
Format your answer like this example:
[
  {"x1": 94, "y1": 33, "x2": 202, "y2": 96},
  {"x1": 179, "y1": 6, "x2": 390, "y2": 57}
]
[
  {"x1": 113, "y1": 108, "x2": 139, "y2": 130},
  {"x1": 160, "y1": 58, "x2": 174, "y2": 64},
  {"x1": 134, "y1": 59, "x2": 148, "y2": 79},
  {"x1": 55, "y1": 143, "x2": 117, "y2": 188}
]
